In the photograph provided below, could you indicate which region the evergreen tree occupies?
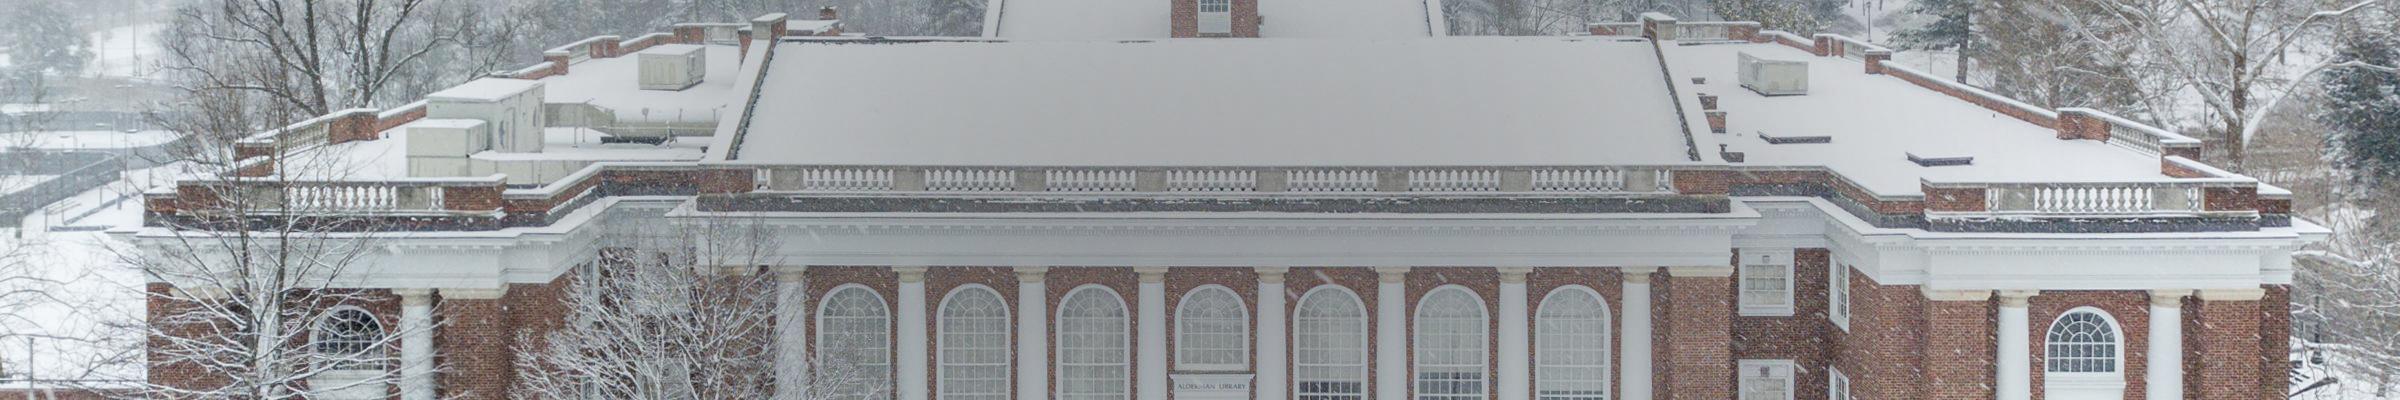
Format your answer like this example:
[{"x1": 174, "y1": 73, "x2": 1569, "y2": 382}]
[
  {"x1": 1887, "y1": 0, "x2": 1971, "y2": 80},
  {"x1": 2322, "y1": 30, "x2": 2400, "y2": 183},
  {"x1": 1709, "y1": 0, "x2": 1841, "y2": 34},
  {"x1": 0, "y1": 0, "x2": 93, "y2": 80}
]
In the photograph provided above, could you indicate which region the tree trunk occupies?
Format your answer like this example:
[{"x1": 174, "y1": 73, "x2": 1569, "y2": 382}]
[{"x1": 1954, "y1": 0, "x2": 1974, "y2": 82}]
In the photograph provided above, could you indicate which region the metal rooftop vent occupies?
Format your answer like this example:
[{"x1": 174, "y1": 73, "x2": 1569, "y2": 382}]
[
  {"x1": 639, "y1": 45, "x2": 706, "y2": 91},
  {"x1": 1906, "y1": 152, "x2": 1973, "y2": 167},
  {"x1": 1757, "y1": 131, "x2": 1830, "y2": 144},
  {"x1": 1738, "y1": 52, "x2": 1808, "y2": 96}
]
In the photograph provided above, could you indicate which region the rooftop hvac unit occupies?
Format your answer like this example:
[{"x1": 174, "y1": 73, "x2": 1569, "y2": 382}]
[
  {"x1": 639, "y1": 44, "x2": 707, "y2": 91},
  {"x1": 1737, "y1": 52, "x2": 1808, "y2": 96}
]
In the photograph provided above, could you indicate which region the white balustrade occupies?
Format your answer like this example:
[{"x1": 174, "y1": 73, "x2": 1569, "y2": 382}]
[
  {"x1": 1047, "y1": 169, "x2": 1137, "y2": 192},
  {"x1": 925, "y1": 169, "x2": 1017, "y2": 192},
  {"x1": 800, "y1": 168, "x2": 894, "y2": 191},
  {"x1": 1531, "y1": 168, "x2": 1625, "y2": 192},
  {"x1": 1167, "y1": 170, "x2": 1257, "y2": 192},
  {"x1": 1986, "y1": 184, "x2": 2204, "y2": 214},
  {"x1": 277, "y1": 183, "x2": 446, "y2": 211},
  {"x1": 1288, "y1": 169, "x2": 1378, "y2": 192},
  {"x1": 1408, "y1": 169, "x2": 1501, "y2": 192}
]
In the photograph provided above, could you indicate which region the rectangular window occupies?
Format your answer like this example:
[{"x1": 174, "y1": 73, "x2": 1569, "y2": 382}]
[
  {"x1": 1739, "y1": 248, "x2": 1796, "y2": 316},
  {"x1": 1829, "y1": 260, "x2": 1851, "y2": 330},
  {"x1": 1829, "y1": 367, "x2": 1853, "y2": 400},
  {"x1": 1196, "y1": 0, "x2": 1232, "y2": 34},
  {"x1": 1738, "y1": 360, "x2": 1798, "y2": 400}
]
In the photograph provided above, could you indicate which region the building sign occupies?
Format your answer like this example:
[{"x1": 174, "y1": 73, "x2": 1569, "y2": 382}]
[{"x1": 1171, "y1": 374, "x2": 1254, "y2": 400}]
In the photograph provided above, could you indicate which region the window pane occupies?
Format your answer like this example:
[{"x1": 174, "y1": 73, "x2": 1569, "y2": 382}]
[
  {"x1": 1537, "y1": 288, "x2": 1609, "y2": 400},
  {"x1": 1060, "y1": 286, "x2": 1129, "y2": 399},
  {"x1": 818, "y1": 286, "x2": 891, "y2": 399},
  {"x1": 1415, "y1": 288, "x2": 1487, "y2": 400},
  {"x1": 1297, "y1": 288, "x2": 1367, "y2": 399},
  {"x1": 1176, "y1": 286, "x2": 1248, "y2": 369},
  {"x1": 940, "y1": 287, "x2": 1010, "y2": 400},
  {"x1": 2043, "y1": 310, "x2": 2121, "y2": 373}
]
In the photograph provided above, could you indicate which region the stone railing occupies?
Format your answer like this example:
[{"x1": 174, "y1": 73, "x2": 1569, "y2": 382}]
[
  {"x1": 172, "y1": 175, "x2": 505, "y2": 214},
  {"x1": 2058, "y1": 108, "x2": 2205, "y2": 158},
  {"x1": 1674, "y1": 21, "x2": 1759, "y2": 41},
  {"x1": 1588, "y1": 22, "x2": 1642, "y2": 36},
  {"x1": 756, "y1": 166, "x2": 1680, "y2": 194},
  {"x1": 1925, "y1": 178, "x2": 2254, "y2": 217}
]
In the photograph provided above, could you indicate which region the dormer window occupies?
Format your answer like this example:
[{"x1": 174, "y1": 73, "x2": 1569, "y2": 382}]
[{"x1": 1197, "y1": 0, "x2": 1232, "y2": 34}]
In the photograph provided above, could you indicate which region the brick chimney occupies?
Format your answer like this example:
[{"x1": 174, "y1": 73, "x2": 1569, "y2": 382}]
[
  {"x1": 1172, "y1": 0, "x2": 1259, "y2": 37},
  {"x1": 1639, "y1": 12, "x2": 1678, "y2": 41},
  {"x1": 819, "y1": 6, "x2": 839, "y2": 21}
]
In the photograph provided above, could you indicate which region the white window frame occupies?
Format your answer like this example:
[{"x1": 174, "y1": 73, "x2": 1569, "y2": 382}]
[
  {"x1": 1175, "y1": 285, "x2": 1250, "y2": 371},
  {"x1": 1828, "y1": 366, "x2": 1852, "y2": 400},
  {"x1": 1828, "y1": 260, "x2": 1851, "y2": 331},
  {"x1": 1738, "y1": 248, "x2": 1797, "y2": 316},
  {"x1": 1195, "y1": 0, "x2": 1233, "y2": 34},
  {"x1": 1295, "y1": 286, "x2": 1370, "y2": 400},
  {"x1": 1057, "y1": 285, "x2": 1132, "y2": 400},
  {"x1": 2043, "y1": 307, "x2": 2126, "y2": 377},
  {"x1": 1414, "y1": 285, "x2": 1490, "y2": 400},
  {"x1": 1535, "y1": 286, "x2": 1612, "y2": 400},
  {"x1": 312, "y1": 306, "x2": 386, "y2": 370},
  {"x1": 1736, "y1": 359, "x2": 1798, "y2": 400},
  {"x1": 815, "y1": 284, "x2": 893, "y2": 400},
  {"x1": 937, "y1": 285, "x2": 1012, "y2": 400}
]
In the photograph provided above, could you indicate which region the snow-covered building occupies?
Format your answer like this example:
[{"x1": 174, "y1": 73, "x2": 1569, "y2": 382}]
[{"x1": 125, "y1": 9, "x2": 2323, "y2": 400}]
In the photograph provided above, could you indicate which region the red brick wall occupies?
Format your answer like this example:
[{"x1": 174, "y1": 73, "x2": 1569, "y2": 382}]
[
  {"x1": 1670, "y1": 169, "x2": 1927, "y2": 216},
  {"x1": 2028, "y1": 291, "x2": 2150, "y2": 400},
  {"x1": 1882, "y1": 65, "x2": 2060, "y2": 128},
  {"x1": 2194, "y1": 295, "x2": 2262, "y2": 400},
  {"x1": 1924, "y1": 295, "x2": 1996, "y2": 400},
  {"x1": 1045, "y1": 267, "x2": 1141, "y2": 397},
  {"x1": 1923, "y1": 185, "x2": 1988, "y2": 212},
  {"x1": 1733, "y1": 249, "x2": 1834, "y2": 400},
  {"x1": 2261, "y1": 285, "x2": 2291, "y2": 399},
  {"x1": 1838, "y1": 271, "x2": 1924, "y2": 400},
  {"x1": 436, "y1": 296, "x2": 511, "y2": 400},
  {"x1": 1169, "y1": 0, "x2": 1260, "y2": 37},
  {"x1": 1527, "y1": 268, "x2": 1625, "y2": 398},
  {"x1": 1664, "y1": 271, "x2": 1733, "y2": 400}
]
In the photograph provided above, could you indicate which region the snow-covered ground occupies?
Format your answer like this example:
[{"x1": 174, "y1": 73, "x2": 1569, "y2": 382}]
[
  {"x1": 1, "y1": 162, "x2": 202, "y2": 388},
  {"x1": 86, "y1": 22, "x2": 165, "y2": 80},
  {"x1": 0, "y1": 130, "x2": 180, "y2": 150}
]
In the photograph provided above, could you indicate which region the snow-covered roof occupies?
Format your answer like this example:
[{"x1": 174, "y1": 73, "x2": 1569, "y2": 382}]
[
  {"x1": 1661, "y1": 41, "x2": 2186, "y2": 195},
  {"x1": 426, "y1": 78, "x2": 542, "y2": 102},
  {"x1": 542, "y1": 44, "x2": 742, "y2": 122},
  {"x1": 985, "y1": 0, "x2": 1443, "y2": 38},
  {"x1": 720, "y1": 38, "x2": 1696, "y2": 166}
]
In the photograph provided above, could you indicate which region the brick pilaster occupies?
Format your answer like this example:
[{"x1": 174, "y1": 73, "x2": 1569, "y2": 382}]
[
  {"x1": 1922, "y1": 290, "x2": 1994, "y2": 400},
  {"x1": 1664, "y1": 266, "x2": 1733, "y2": 400},
  {"x1": 2194, "y1": 289, "x2": 2265, "y2": 400},
  {"x1": 437, "y1": 291, "x2": 513, "y2": 400}
]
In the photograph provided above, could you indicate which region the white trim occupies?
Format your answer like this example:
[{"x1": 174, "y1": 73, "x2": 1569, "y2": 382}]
[
  {"x1": 1738, "y1": 248, "x2": 1797, "y2": 316},
  {"x1": 936, "y1": 284, "x2": 1013, "y2": 400},
  {"x1": 1534, "y1": 285, "x2": 1612, "y2": 400},
  {"x1": 815, "y1": 283, "x2": 894, "y2": 398},
  {"x1": 1174, "y1": 284, "x2": 1251, "y2": 371},
  {"x1": 1827, "y1": 260, "x2": 1851, "y2": 331},
  {"x1": 1295, "y1": 285, "x2": 1372, "y2": 400},
  {"x1": 1413, "y1": 284, "x2": 1491, "y2": 400},
  {"x1": 2042, "y1": 306, "x2": 2127, "y2": 377},
  {"x1": 312, "y1": 305, "x2": 388, "y2": 370},
  {"x1": 1735, "y1": 359, "x2": 1798, "y2": 400},
  {"x1": 1056, "y1": 284, "x2": 1133, "y2": 400},
  {"x1": 1827, "y1": 366, "x2": 1851, "y2": 400}
]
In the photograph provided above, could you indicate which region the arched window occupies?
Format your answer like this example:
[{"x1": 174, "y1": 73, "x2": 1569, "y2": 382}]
[
  {"x1": 314, "y1": 307, "x2": 385, "y2": 369},
  {"x1": 1176, "y1": 285, "x2": 1249, "y2": 370},
  {"x1": 1058, "y1": 285, "x2": 1130, "y2": 400},
  {"x1": 939, "y1": 285, "x2": 1011, "y2": 400},
  {"x1": 1295, "y1": 286, "x2": 1369, "y2": 400},
  {"x1": 2044, "y1": 308, "x2": 2122, "y2": 374},
  {"x1": 1415, "y1": 286, "x2": 1488, "y2": 400},
  {"x1": 1536, "y1": 286, "x2": 1611, "y2": 400},
  {"x1": 817, "y1": 285, "x2": 892, "y2": 399}
]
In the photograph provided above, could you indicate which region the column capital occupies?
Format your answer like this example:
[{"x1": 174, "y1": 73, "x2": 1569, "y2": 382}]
[
  {"x1": 1377, "y1": 267, "x2": 1412, "y2": 283},
  {"x1": 441, "y1": 287, "x2": 507, "y2": 300},
  {"x1": 1665, "y1": 265, "x2": 1734, "y2": 277},
  {"x1": 1922, "y1": 289, "x2": 1992, "y2": 302},
  {"x1": 1622, "y1": 268, "x2": 1654, "y2": 284},
  {"x1": 775, "y1": 268, "x2": 807, "y2": 283},
  {"x1": 394, "y1": 288, "x2": 435, "y2": 305},
  {"x1": 1497, "y1": 267, "x2": 1533, "y2": 284},
  {"x1": 1996, "y1": 290, "x2": 2039, "y2": 307},
  {"x1": 1136, "y1": 267, "x2": 1171, "y2": 283},
  {"x1": 894, "y1": 266, "x2": 929, "y2": 283},
  {"x1": 1014, "y1": 266, "x2": 1049, "y2": 281},
  {"x1": 1255, "y1": 267, "x2": 1289, "y2": 284},
  {"x1": 2149, "y1": 289, "x2": 2192, "y2": 307},
  {"x1": 2197, "y1": 288, "x2": 2266, "y2": 301}
]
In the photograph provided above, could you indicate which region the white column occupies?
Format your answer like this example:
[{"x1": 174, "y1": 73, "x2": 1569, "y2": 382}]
[
  {"x1": 1997, "y1": 290, "x2": 2036, "y2": 400},
  {"x1": 1375, "y1": 267, "x2": 1410, "y2": 400},
  {"x1": 1255, "y1": 267, "x2": 1290, "y2": 400},
  {"x1": 1016, "y1": 267, "x2": 1050, "y2": 400},
  {"x1": 396, "y1": 289, "x2": 436, "y2": 400},
  {"x1": 895, "y1": 267, "x2": 931, "y2": 400},
  {"x1": 1138, "y1": 268, "x2": 1170, "y2": 400},
  {"x1": 1620, "y1": 268, "x2": 1654, "y2": 400},
  {"x1": 1497, "y1": 268, "x2": 1533, "y2": 400},
  {"x1": 775, "y1": 269, "x2": 809, "y2": 400},
  {"x1": 2147, "y1": 289, "x2": 2188, "y2": 400}
]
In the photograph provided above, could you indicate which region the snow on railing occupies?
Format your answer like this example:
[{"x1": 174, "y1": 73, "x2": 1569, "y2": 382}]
[
  {"x1": 1674, "y1": 21, "x2": 1756, "y2": 41},
  {"x1": 1983, "y1": 183, "x2": 2205, "y2": 215},
  {"x1": 1167, "y1": 170, "x2": 1257, "y2": 192},
  {"x1": 1588, "y1": 22, "x2": 1642, "y2": 36},
  {"x1": 754, "y1": 166, "x2": 1674, "y2": 194},
  {"x1": 2058, "y1": 108, "x2": 2204, "y2": 156},
  {"x1": 192, "y1": 175, "x2": 503, "y2": 213}
]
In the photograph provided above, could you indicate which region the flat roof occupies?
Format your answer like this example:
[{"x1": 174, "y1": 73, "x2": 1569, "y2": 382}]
[
  {"x1": 1661, "y1": 41, "x2": 2180, "y2": 195},
  {"x1": 986, "y1": 0, "x2": 1442, "y2": 39},
  {"x1": 426, "y1": 78, "x2": 541, "y2": 102},
  {"x1": 724, "y1": 38, "x2": 1697, "y2": 167},
  {"x1": 543, "y1": 44, "x2": 743, "y2": 123}
]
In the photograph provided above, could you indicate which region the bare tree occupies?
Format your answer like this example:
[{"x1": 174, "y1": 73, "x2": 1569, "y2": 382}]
[
  {"x1": 158, "y1": 0, "x2": 520, "y2": 119},
  {"x1": 513, "y1": 218, "x2": 881, "y2": 399},
  {"x1": 2054, "y1": 0, "x2": 2386, "y2": 167}
]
